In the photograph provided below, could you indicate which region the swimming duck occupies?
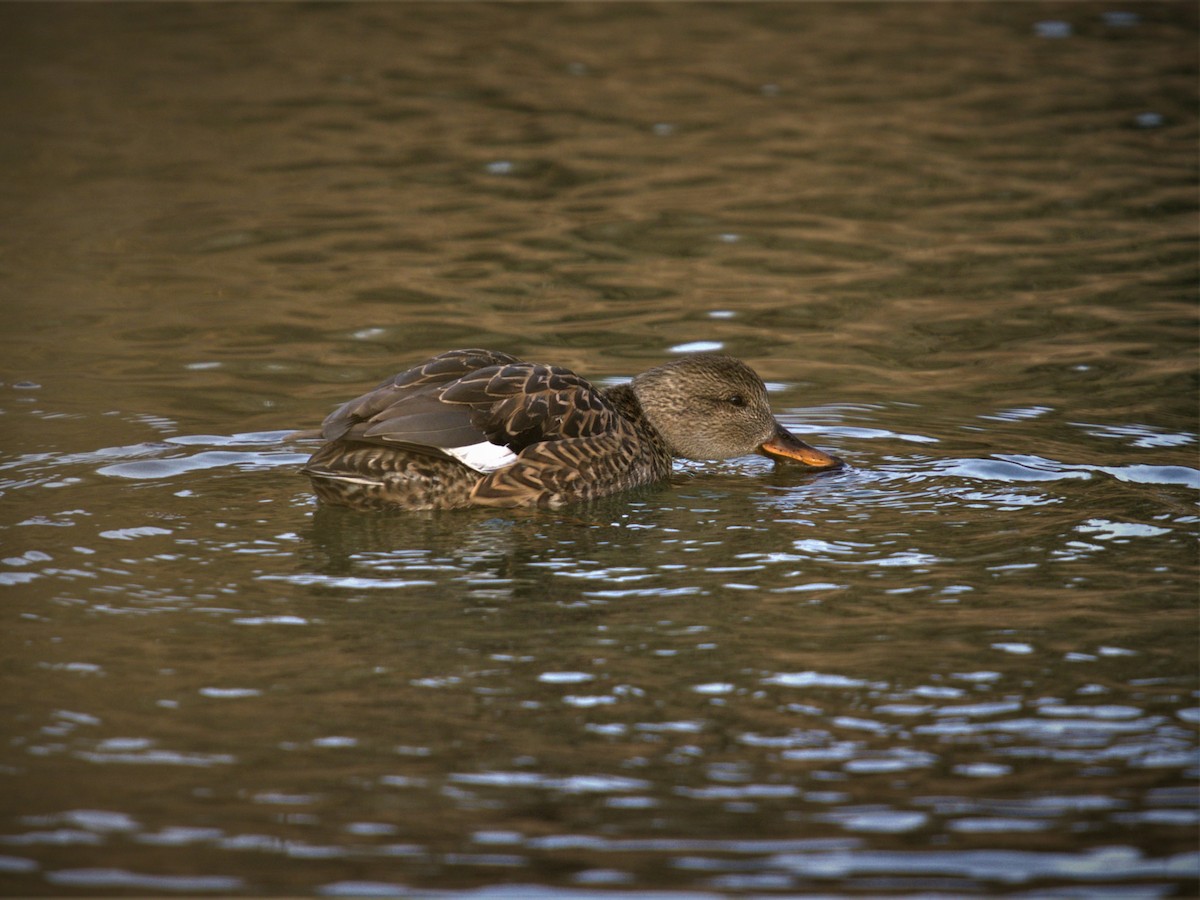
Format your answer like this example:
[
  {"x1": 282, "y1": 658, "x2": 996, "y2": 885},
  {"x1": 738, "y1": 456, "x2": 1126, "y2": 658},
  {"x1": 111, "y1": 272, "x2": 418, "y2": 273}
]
[{"x1": 302, "y1": 349, "x2": 842, "y2": 510}]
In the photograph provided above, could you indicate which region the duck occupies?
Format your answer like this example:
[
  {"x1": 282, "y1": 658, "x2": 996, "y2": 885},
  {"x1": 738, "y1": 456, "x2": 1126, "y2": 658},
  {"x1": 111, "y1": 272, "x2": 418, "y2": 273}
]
[{"x1": 301, "y1": 348, "x2": 842, "y2": 510}]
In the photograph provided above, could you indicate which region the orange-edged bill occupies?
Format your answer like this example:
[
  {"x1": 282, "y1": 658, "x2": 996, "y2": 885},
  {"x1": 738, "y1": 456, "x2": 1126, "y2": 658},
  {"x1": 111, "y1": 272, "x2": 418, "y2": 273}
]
[{"x1": 759, "y1": 425, "x2": 843, "y2": 469}]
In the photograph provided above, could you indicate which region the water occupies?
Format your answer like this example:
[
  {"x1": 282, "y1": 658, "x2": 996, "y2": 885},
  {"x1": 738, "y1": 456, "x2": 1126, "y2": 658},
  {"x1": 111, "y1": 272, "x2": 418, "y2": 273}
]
[{"x1": 1, "y1": 3, "x2": 1197, "y2": 896}]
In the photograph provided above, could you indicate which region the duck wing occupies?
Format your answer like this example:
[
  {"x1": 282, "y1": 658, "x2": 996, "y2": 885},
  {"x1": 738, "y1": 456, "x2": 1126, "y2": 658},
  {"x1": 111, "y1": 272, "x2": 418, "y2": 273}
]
[
  {"x1": 317, "y1": 349, "x2": 522, "y2": 447},
  {"x1": 432, "y1": 361, "x2": 619, "y2": 451},
  {"x1": 317, "y1": 349, "x2": 624, "y2": 465}
]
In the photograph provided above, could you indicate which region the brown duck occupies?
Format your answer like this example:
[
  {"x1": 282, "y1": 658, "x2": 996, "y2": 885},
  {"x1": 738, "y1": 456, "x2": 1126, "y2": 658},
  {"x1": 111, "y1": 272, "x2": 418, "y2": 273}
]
[{"x1": 302, "y1": 349, "x2": 842, "y2": 510}]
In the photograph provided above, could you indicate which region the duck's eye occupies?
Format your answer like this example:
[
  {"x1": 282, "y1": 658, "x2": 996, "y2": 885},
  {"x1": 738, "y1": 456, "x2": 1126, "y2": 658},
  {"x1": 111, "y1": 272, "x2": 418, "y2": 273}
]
[{"x1": 726, "y1": 393, "x2": 747, "y2": 408}]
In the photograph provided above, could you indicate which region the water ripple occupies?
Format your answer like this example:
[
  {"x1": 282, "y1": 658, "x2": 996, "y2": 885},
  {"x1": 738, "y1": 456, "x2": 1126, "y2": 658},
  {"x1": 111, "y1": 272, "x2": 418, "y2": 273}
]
[{"x1": 97, "y1": 432, "x2": 307, "y2": 480}]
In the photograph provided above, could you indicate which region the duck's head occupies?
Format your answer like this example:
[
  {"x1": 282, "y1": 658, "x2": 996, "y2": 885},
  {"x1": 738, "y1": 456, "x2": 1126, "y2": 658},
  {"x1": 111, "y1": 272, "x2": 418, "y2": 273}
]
[{"x1": 630, "y1": 354, "x2": 843, "y2": 469}]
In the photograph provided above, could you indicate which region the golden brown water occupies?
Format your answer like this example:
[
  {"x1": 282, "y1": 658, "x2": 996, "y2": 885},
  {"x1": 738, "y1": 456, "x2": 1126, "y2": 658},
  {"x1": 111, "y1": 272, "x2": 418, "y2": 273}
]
[{"x1": 1, "y1": 3, "x2": 1197, "y2": 896}]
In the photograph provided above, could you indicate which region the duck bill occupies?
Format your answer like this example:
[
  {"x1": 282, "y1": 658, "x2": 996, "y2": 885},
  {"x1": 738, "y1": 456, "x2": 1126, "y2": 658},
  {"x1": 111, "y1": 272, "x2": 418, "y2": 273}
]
[{"x1": 759, "y1": 425, "x2": 843, "y2": 469}]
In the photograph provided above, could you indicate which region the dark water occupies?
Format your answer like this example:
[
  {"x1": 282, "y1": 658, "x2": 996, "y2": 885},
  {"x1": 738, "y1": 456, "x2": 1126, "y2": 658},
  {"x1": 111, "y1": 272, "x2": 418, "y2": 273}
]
[{"x1": 1, "y1": 3, "x2": 1197, "y2": 896}]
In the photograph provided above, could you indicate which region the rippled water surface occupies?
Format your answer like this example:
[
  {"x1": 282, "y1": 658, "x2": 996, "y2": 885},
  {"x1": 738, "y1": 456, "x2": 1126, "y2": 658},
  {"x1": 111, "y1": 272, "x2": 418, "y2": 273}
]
[{"x1": 1, "y1": 3, "x2": 1197, "y2": 896}]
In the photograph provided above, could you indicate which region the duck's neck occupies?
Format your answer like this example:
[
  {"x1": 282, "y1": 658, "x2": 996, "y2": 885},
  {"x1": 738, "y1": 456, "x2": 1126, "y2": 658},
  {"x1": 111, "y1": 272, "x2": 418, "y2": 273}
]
[
  {"x1": 602, "y1": 382, "x2": 643, "y2": 421},
  {"x1": 603, "y1": 383, "x2": 672, "y2": 457}
]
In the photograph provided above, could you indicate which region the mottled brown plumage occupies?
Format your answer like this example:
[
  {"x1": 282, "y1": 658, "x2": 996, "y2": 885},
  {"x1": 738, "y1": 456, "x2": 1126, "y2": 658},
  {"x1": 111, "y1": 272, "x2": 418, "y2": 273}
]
[{"x1": 302, "y1": 349, "x2": 841, "y2": 510}]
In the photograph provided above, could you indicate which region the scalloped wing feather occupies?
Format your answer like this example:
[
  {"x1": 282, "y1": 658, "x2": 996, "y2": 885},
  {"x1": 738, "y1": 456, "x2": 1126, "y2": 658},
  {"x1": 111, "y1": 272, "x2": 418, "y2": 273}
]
[
  {"x1": 318, "y1": 349, "x2": 522, "y2": 444},
  {"x1": 441, "y1": 364, "x2": 619, "y2": 452},
  {"x1": 314, "y1": 351, "x2": 622, "y2": 462}
]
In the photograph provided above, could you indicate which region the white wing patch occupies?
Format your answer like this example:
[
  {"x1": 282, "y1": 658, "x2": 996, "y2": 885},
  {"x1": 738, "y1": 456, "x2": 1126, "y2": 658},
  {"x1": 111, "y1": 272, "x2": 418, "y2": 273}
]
[{"x1": 446, "y1": 441, "x2": 519, "y2": 473}]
